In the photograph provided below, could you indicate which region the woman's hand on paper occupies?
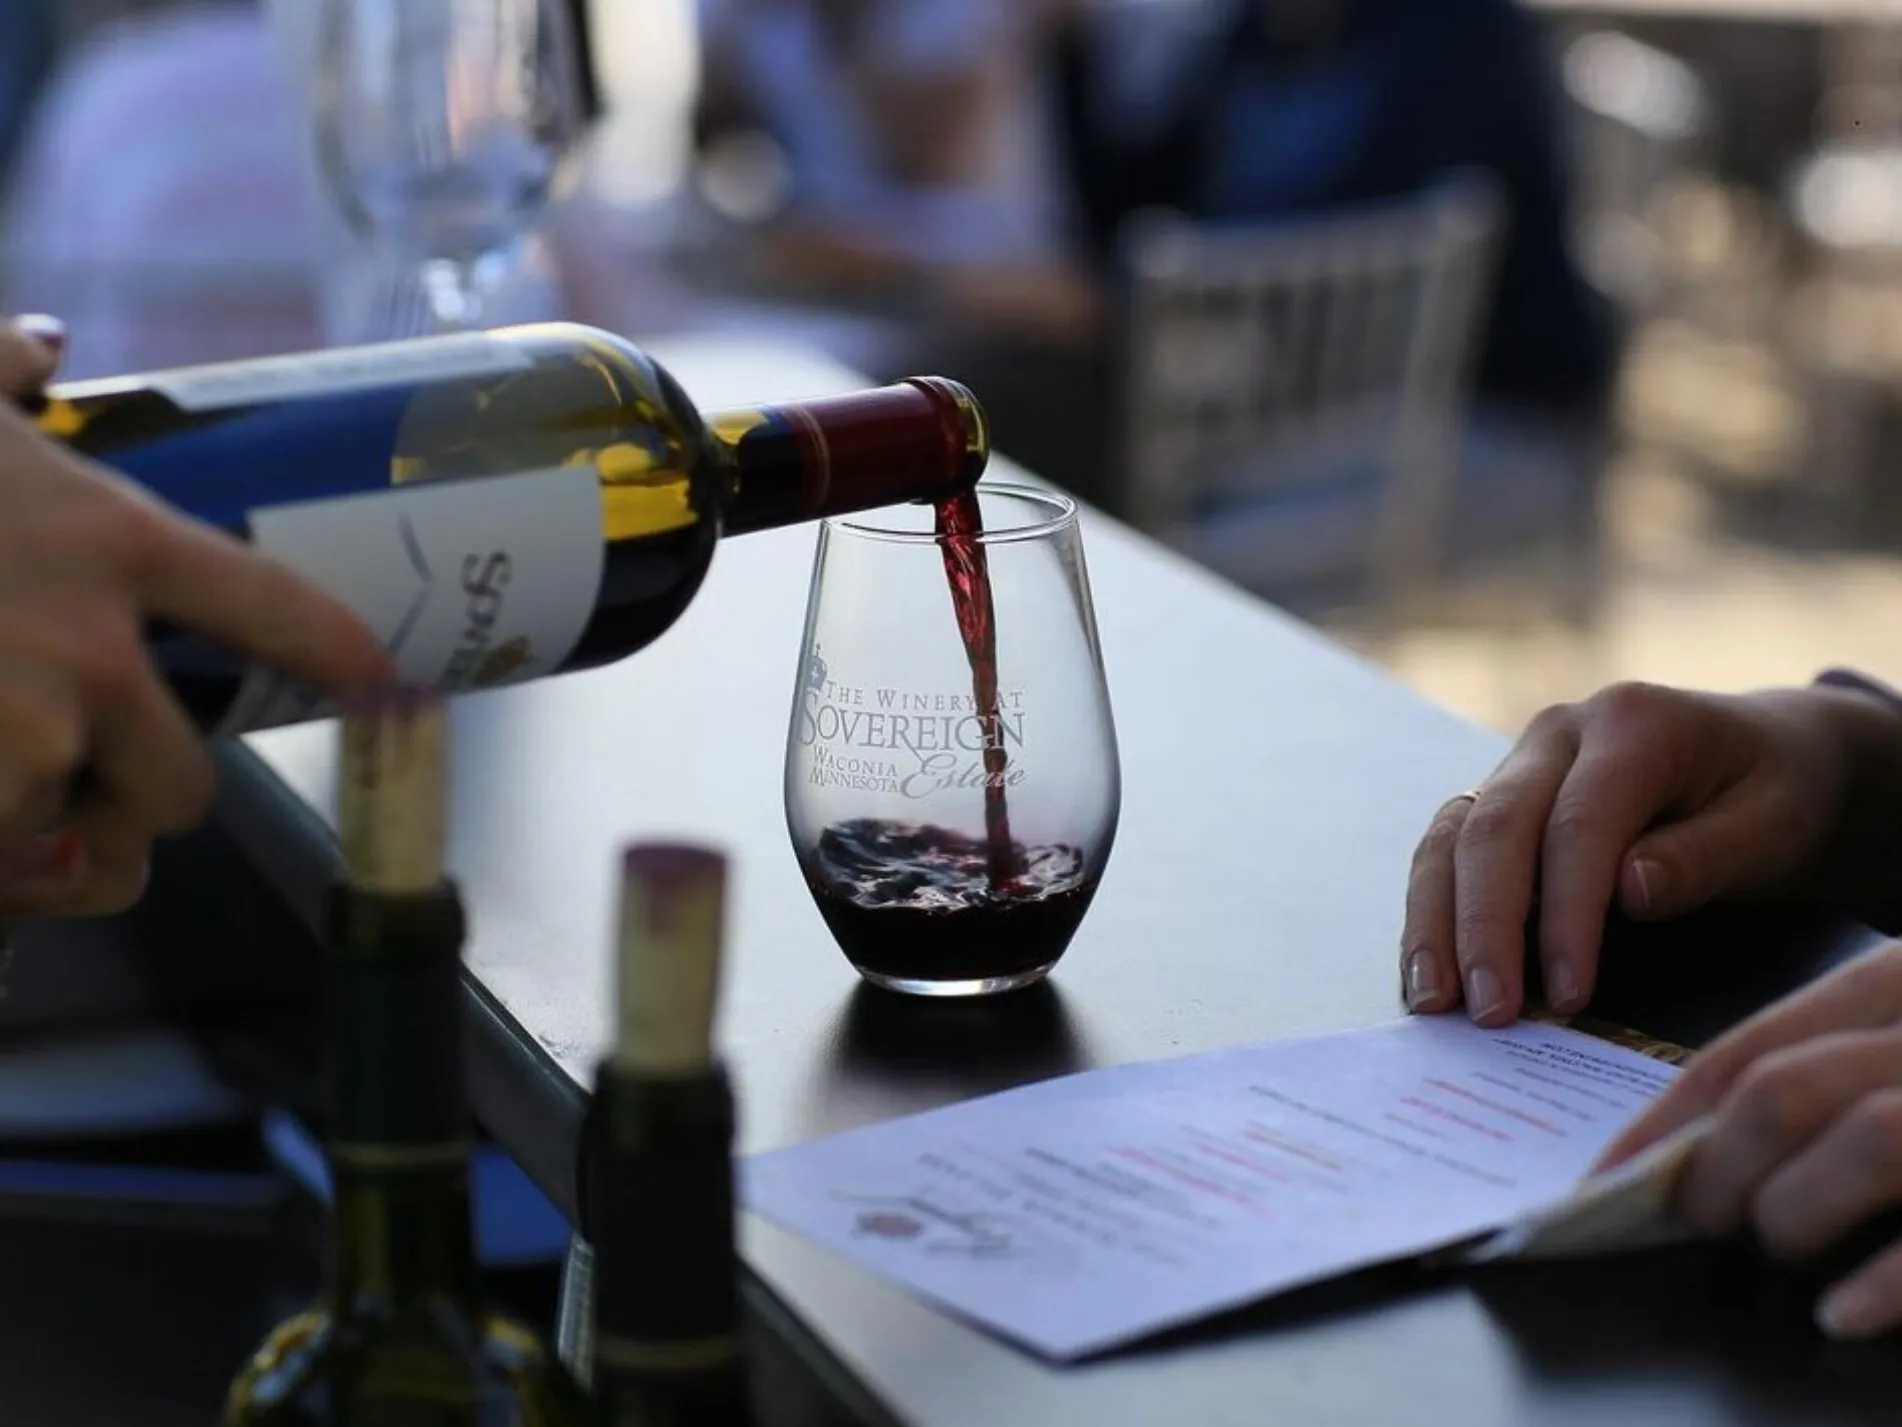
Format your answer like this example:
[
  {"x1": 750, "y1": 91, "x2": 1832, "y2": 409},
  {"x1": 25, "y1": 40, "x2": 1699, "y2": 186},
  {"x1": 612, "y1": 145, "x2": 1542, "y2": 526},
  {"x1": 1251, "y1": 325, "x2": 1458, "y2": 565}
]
[
  {"x1": 1595, "y1": 942, "x2": 1902, "y2": 1340},
  {"x1": 1399, "y1": 681, "x2": 1898, "y2": 1028},
  {"x1": 0, "y1": 315, "x2": 389, "y2": 918}
]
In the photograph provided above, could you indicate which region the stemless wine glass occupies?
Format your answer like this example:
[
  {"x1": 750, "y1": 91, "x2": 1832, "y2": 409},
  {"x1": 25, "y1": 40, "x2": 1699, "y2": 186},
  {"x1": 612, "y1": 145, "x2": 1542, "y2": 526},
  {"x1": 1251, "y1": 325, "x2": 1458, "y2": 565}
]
[
  {"x1": 314, "y1": 0, "x2": 583, "y2": 330},
  {"x1": 785, "y1": 483, "x2": 1121, "y2": 997}
]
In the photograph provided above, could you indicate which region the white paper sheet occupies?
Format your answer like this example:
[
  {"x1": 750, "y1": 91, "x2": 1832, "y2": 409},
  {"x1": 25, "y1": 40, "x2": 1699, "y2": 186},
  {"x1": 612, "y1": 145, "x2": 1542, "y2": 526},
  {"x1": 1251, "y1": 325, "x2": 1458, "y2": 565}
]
[{"x1": 741, "y1": 1016, "x2": 1680, "y2": 1360}]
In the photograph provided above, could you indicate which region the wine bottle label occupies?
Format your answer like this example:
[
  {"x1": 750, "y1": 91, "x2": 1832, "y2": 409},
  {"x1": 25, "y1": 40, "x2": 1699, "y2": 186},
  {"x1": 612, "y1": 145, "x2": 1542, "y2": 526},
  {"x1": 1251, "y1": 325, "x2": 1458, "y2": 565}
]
[
  {"x1": 141, "y1": 333, "x2": 532, "y2": 411},
  {"x1": 216, "y1": 465, "x2": 604, "y2": 735}
]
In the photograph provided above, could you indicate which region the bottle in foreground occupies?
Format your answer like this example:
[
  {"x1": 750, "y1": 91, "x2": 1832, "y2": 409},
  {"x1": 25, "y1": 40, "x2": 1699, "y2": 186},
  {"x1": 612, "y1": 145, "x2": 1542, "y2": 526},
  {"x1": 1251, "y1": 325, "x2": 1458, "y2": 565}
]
[
  {"x1": 224, "y1": 690, "x2": 586, "y2": 1426},
  {"x1": 581, "y1": 843, "x2": 751, "y2": 1426},
  {"x1": 31, "y1": 322, "x2": 988, "y2": 735}
]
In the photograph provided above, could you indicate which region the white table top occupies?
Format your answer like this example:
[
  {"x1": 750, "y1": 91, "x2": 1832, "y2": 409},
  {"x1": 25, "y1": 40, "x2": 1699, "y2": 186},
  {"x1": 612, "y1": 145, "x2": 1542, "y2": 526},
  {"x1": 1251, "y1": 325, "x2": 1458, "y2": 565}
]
[{"x1": 241, "y1": 335, "x2": 1509, "y2": 1425}]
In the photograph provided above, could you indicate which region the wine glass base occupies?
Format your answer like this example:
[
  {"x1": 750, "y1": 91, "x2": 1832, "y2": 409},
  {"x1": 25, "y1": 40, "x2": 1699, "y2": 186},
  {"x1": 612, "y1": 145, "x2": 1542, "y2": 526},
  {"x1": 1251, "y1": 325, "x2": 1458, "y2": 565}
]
[{"x1": 853, "y1": 964, "x2": 1056, "y2": 998}]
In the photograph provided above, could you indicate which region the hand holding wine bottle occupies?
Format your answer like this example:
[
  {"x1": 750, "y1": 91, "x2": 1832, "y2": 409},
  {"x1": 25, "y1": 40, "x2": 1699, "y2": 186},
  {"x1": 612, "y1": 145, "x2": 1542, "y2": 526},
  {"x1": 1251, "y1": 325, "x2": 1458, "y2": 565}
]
[
  {"x1": 0, "y1": 314, "x2": 390, "y2": 918},
  {"x1": 0, "y1": 310, "x2": 985, "y2": 926}
]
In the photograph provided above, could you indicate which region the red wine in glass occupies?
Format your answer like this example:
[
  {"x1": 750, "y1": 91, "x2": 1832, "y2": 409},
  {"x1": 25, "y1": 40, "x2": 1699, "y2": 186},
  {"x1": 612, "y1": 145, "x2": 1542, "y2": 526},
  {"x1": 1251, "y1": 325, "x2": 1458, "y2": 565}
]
[{"x1": 802, "y1": 819, "x2": 1101, "y2": 991}]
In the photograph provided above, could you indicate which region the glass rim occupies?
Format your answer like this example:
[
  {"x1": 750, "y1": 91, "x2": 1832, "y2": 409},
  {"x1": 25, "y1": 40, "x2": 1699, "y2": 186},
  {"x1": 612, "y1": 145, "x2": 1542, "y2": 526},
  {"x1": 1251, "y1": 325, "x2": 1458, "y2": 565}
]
[{"x1": 826, "y1": 480, "x2": 1078, "y2": 547}]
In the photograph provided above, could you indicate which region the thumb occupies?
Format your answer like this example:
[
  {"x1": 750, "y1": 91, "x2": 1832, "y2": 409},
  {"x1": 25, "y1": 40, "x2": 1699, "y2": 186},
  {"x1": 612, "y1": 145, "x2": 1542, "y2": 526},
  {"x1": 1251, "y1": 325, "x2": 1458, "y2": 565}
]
[{"x1": 1616, "y1": 782, "x2": 1790, "y2": 921}]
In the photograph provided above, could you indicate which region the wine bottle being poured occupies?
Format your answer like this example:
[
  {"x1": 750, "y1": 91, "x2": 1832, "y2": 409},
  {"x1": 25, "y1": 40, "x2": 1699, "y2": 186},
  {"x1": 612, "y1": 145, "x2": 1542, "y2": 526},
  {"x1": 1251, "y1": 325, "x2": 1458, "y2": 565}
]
[{"x1": 28, "y1": 323, "x2": 988, "y2": 735}]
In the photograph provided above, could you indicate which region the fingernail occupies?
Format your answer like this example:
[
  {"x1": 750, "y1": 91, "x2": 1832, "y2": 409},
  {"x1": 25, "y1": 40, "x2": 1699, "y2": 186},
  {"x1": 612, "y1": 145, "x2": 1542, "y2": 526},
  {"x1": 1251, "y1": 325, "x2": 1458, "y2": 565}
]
[
  {"x1": 1628, "y1": 857, "x2": 1661, "y2": 914},
  {"x1": 1546, "y1": 959, "x2": 1581, "y2": 1011},
  {"x1": 10, "y1": 313, "x2": 66, "y2": 353},
  {"x1": 0, "y1": 830, "x2": 84, "y2": 887},
  {"x1": 1405, "y1": 951, "x2": 1440, "y2": 1011},
  {"x1": 1466, "y1": 965, "x2": 1507, "y2": 1023},
  {"x1": 1818, "y1": 1282, "x2": 1883, "y2": 1340}
]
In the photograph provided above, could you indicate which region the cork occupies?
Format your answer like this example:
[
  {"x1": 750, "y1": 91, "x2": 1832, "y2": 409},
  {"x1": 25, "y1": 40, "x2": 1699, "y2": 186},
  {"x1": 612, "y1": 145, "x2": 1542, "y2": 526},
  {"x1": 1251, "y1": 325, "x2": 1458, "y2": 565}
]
[
  {"x1": 337, "y1": 688, "x2": 448, "y2": 894},
  {"x1": 613, "y1": 844, "x2": 728, "y2": 1074}
]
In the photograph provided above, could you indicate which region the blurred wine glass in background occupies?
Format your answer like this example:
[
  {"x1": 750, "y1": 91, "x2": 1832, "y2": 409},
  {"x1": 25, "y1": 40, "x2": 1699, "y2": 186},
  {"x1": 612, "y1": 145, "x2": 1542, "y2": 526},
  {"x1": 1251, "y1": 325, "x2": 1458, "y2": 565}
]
[{"x1": 314, "y1": 0, "x2": 584, "y2": 330}]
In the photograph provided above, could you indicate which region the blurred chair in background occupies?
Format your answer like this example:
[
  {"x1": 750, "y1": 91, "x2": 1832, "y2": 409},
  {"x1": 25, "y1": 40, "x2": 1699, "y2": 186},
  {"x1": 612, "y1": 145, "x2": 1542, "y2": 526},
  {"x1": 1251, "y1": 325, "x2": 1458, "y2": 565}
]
[{"x1": 1115, "y1": 176, "x2": 1504, "y2": 637}]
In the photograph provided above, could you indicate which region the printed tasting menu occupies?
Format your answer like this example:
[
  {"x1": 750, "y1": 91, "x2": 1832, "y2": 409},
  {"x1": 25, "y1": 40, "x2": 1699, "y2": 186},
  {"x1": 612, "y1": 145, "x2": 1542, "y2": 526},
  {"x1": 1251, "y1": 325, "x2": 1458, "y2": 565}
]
[{"x1": 741, "y1": 1016, "x2": 1707, "y2": 1360}]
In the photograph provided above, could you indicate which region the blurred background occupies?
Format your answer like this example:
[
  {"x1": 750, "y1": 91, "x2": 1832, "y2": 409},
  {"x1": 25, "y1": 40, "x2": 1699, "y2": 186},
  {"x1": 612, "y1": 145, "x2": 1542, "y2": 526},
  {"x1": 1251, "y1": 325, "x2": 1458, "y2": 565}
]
[{"x1": 5, "y1": 0, "x2": 1902, "y2": 734}]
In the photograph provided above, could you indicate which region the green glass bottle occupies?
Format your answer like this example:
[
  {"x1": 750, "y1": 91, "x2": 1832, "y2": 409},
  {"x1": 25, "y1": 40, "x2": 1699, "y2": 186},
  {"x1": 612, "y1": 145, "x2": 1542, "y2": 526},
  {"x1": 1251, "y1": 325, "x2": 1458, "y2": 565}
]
[
  {"x1": 225, "y1": 691, "x2": 587, "y2": 1426},
  {"x1": 584, "y1": 844, "x2": 753, "y2": 1427}
]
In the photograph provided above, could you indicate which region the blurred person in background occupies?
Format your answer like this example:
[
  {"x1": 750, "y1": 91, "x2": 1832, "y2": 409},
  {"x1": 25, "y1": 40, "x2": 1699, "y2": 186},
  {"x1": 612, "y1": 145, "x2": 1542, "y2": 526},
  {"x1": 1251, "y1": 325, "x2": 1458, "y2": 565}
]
[
  {"x1": 1051, "y1": 0, "x2": 1621, "y2": 430},
  {"x1": 2, "y1": 0, "x2": 604, "y2": 371},
  {"x1": 1037, "y1": 0, "x2": 1629, "y2": 543},
  {"x1": 690, "y1": 0, "x2": 1619, "y2": 509},
  {"x1": 0, "y1": 0, "x2": 60, "y2": 189},
  {"x1": 0, "y1": 0, "x2": 324, "y2": 375},
  {"x1": 692, "y1": 0, "x2": 1074, "y2": 300},
  {"x1": 690, "y1": 0, "x2": 1113, "y2": 498}
]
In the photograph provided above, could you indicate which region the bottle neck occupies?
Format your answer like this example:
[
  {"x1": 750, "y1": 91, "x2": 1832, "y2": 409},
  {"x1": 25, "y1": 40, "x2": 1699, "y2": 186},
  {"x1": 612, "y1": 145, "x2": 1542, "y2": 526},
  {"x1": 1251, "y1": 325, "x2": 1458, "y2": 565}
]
[
  {"x1": 331, "y1": 1169, "x2": 484, "y2": 1311},
  {"x1": 323, "y1": 883, "x2": 484, "y2": 1315},
  {"x1": 708, "y1": 377, "x2": 988, "y2": 536},
  {"x1": 587, "y1": 1065, "x2": 747, "y2": 1426}
]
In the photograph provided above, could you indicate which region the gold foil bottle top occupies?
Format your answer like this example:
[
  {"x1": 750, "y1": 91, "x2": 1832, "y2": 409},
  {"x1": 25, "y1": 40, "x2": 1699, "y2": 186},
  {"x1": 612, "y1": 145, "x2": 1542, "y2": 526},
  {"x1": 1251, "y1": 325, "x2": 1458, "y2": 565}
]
[
  {"x1": 613, "y1": 844, "x2": 729, "y2": 1075},
  {"x1": 337, "y1": 688, "x2": 448, "y2": 894}
]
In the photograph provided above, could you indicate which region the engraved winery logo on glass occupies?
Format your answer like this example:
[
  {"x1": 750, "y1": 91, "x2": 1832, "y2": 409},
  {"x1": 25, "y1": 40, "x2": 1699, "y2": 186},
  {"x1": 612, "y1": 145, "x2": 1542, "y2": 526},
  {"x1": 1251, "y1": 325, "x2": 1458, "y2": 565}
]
[{"x1": 795, "y1": 651, "x2": 1030, "y2": 801}]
